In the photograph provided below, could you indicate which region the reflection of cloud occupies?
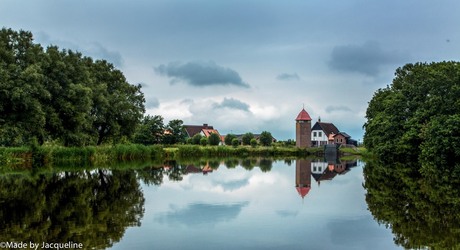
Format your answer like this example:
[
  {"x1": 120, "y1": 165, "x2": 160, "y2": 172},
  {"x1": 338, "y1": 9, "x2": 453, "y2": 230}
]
[
  {"x1": 327, "y1": 216, "x2": 396, "y2": 249},
  {"x1": 213, "y1": 98, "x2": 250, "y2": 112},
  {"x1": 276, "y1": 210, "x2": 298, "y2": 218},
  {"x1": 218, "y1": 179, "x2": 250, "y2": 191},
  {"x1": 155, "y1": 202, "x2": 249, "y2": 226},
  {"x1": 276, "y1": 73, "x2": 300, "y2": 81},
  {"x1": 155, "y1": 61, "x2": 249, "y2": 88}
]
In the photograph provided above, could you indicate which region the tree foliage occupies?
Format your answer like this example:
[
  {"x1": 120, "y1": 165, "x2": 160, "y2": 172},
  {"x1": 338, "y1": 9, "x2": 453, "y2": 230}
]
[
  {"x1": 133, "y1": 115, "x2": 164, "y2": 145},
  {"x1": 163, "y1": 119, "x2": 186, "y2": 145},
  {"x1": 363, "y1": 61, "x2": 460, "y2": 165},
  {"x1": 224, "y1": 134, "x2": 237, "y2": 146},
  {"x1": 0, "y1": 28, "x2": 145, "y2": 146},
  {"x1": 242, "y1": 132, "x2": 254, "y2": 145},
  {"x1": 208, "y1": 133, "x2": 221, "y2": 146},
  {"x1": 259, "y1": 131, "x2": 273, "y2": 146}
]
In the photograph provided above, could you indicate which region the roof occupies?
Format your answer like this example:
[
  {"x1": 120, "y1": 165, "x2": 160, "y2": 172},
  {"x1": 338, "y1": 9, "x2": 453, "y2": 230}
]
[
  {"x1": 295, "y1": 108, "x2": 312, "y2": 121},
  {"x1": 312, "y1": 122, "x2": 339, "y2": 135},
  {"x1": 296, "y1": 186, "x2": 311, "y2": 198},
  {"x1": 184, "y1": 124, "x2": 214, "y2": 137},
  {"x1": 335, "y1": 132, "x2": 351, "y2": 138},
  {"x1": 202, "y1": 128, "x2": 220, "y2": 137}
]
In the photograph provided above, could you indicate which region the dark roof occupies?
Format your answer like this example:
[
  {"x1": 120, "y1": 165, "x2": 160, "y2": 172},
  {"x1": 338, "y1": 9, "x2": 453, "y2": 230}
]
[
  {"x1": 311, "y1": 122, "x2": 339, "y2": 135},
  {"x1": 335, "y1": 132, "x2": 351, "y2": 138},
  {"x1": 184, "y1": 124, "x2": 214, "y2": 137},
  {"x1": 295, "y1": 108, "x2": 312, "y2": 121}
]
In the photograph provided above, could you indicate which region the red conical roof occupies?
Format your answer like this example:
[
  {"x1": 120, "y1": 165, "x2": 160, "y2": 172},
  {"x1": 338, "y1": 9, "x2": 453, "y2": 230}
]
[
  {"x1": 296, "y1": 108, "x2": 312, "y2": 121},
  {"x1": 296, "y1": 187, "x2": 311, "y2": 198}
]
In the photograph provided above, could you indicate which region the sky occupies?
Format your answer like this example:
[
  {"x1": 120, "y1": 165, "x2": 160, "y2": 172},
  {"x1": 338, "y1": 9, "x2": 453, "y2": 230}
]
[{"x1": 1, "y1": 0, "x2": 459, "y2": 140}]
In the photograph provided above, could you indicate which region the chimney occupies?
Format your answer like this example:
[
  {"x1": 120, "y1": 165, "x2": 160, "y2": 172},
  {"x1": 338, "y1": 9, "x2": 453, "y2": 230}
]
[
  {"x1": 203, "y1": 123, "x2": 208, "y2": 129},
  {"x1": 318, "y1": 116, "x2": 321, "y2": 122}
]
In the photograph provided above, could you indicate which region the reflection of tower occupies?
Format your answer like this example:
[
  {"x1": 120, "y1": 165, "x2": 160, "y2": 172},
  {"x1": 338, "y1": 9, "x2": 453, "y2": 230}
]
[
  {"x1": 296, "y1": 159, "x2": 312, "y2": 199},
  {"x1": 296, "y1": 108, "x2": 312, "y2": 148}
]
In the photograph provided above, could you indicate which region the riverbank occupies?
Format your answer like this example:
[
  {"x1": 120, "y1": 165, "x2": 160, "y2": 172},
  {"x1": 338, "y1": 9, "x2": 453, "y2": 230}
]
[
  {"x1": 0, "y1": 144, "x2": 366, "y2": 171},
  {"x1": 0, "y1": 144, "x2": 327, "y2": 169}
]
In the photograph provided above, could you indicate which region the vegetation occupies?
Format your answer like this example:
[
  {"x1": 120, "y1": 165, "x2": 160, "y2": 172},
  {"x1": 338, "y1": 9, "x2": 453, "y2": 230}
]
[
  {"x1": 242, "y1": 132, "x2": 254, "y2": 145},
  {"x1": 224, "y1": 134, "x2": 237, "y2": 146},
  {"x1": 0, "y1": 28, "x2": 145, "y2": 147},
  {"x1": 363, "y1": 61, "x2": 460, "y2": 167},
  {"x1": 208, "y1": 133, "x2": 221, "y2": 146},
  {"x1": 259, "y1": 131, "x2": 273, "y2": 146},
  {"x1": 364, "y1": 159, "x2": 460, "y2": 249}
]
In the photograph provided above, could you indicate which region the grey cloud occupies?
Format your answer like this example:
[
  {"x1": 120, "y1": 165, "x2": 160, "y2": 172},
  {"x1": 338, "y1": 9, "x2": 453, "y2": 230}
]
[
  {"x1": 86, "y1": 42, "x2": 124, "y2": 67},
  {"x1": 145, "y1": 97, "x2": 160, "y2": 109},
  {"x1": 325, "y1": 105, "x2": 353, "y2": 114},
  {"x1": 213, "y1": 98, "x2": 250, "y2": 112},
  {"x1": 328, "y1": 41, "x2": 407, "y2": 76},
  {"x1": 35, "y1": 32, "x2": 123, "y2": 67},
  {"x1": 155, "y1": 61, "x2": 249, "y2": 88},
  {"x1": 154, "y1": 202, "x2": 249, "y2": 226},
  {"x1": 277, "y1": 73, "x2": 300, "y2": 81}
]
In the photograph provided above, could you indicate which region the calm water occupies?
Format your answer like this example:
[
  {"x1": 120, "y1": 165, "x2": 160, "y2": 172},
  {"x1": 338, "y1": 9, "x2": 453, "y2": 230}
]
[
  {"x1": 111, "y1": 159, "x2": 400, "y2": 250},
  {"x1": 0, "y1": 158, "x2": 403, "y2": 249}
]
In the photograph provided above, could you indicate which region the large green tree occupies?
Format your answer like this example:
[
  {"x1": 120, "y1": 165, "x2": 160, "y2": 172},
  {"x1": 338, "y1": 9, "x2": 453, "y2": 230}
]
[
  {"x1": 363, "y1": 61, "x2": 460, "y2": 165},
  {"x1": 259, "y1": 131, "x2": 273, "y2": 146},
  {"x1": 162, "y1": 119, "x2": 186, "y2": 145},
  {"x1": 0, "y1": 28, "x2": 145, "y2": 146},
  {"x1": 133, "y1": 115, "x2": 164, "y2": 145}
]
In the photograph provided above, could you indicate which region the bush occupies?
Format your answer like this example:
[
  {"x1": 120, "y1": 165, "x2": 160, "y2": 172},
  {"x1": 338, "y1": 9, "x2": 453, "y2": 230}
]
[
  {"x1": 208, "y1": 133, "x2": 221, "y2": 146},
  {"x1": 224, "y1": 134, "x2": 237, "y2": 146},
  {"x1": 242, "y1": 133, "x2": 254, "y2": 145},
  {"x1": 232, "y1": 138, "x2": 239, "y2": 147},
  {"x1": 250, "y1": 138, "x2": 258, "y2": 148},
  {"x1": 200, "y1": 137, "x2": 208, "y2": 146}
]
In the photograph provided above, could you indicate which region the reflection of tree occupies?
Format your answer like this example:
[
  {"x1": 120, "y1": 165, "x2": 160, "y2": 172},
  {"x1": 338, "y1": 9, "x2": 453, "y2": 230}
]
[
  {"x1": 363, "y1": 160, "x2": 460, "y2": 249},
  {"x1": 258, "y1": 159, "x2": 273, "y2": 172},
  {"x1": 136, "y1": 166, "x2": 165, "y2": 186},
  {"x1": 0, "y1": 170, "x2": 144, "y2": 249}
]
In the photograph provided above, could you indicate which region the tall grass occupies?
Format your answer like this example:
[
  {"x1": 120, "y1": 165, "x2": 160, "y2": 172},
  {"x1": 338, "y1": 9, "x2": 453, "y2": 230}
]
[{"x1": 0, "y1": 144, "x2": 327, "y2": 171}]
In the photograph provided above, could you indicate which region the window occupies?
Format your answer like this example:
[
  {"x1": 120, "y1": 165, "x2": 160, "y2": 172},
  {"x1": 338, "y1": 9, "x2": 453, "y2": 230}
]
[
  {"x1": 313, "y1": 132, "x2": 317, "y2": 137},
  {"x1": 318, "y1": 132, "x2": 322, "y2": 137}
]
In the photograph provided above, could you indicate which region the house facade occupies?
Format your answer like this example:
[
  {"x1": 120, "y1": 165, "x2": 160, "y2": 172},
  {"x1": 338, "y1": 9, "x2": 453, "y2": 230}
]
[{"x1": 311, "y1": 119, "x2": 339, "y2": 147}]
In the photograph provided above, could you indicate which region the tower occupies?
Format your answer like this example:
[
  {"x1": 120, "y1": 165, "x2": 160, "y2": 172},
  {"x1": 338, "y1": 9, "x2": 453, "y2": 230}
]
[
  {"x1": 296, "y1": 159, "x2": 312, "y2": 200},
  {"x1": 295, "y1": 108, "x2": 312, "y2": 148}
]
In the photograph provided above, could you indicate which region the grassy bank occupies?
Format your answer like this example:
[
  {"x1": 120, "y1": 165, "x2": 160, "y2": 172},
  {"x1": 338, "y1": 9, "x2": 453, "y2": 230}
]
[{"x1": 0, "y1": 144, "x2": 325, "y2": 170}]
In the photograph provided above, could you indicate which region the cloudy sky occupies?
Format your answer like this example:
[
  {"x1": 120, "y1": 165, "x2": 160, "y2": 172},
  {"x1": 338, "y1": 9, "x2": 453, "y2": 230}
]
[{"x1": 2, "y1": 0, "x2": 459, "y2": 140}]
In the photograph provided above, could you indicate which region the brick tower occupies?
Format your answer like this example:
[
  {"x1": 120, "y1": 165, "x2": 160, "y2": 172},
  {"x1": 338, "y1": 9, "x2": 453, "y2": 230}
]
[{"x1": 295, "y1": 108, "x2": 312, "y2": 148}]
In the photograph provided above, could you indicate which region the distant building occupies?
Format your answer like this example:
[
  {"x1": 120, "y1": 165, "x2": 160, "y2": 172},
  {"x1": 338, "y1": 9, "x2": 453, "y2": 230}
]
[
  {"x1": 295, "y1": 108, "x2": 312, "y2": 148},
  {"x1": 184, "y1": 123, "x2": 223, "y2": 144}
]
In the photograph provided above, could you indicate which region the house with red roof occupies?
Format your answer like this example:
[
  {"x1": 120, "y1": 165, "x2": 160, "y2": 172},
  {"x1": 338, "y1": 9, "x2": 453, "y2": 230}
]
[{"x1": 183, "y1": 123, "x2": 224, "y2": 144}]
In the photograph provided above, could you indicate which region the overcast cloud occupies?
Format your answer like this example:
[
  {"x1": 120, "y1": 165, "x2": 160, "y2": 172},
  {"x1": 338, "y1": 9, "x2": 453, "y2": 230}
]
[
  {"x1": 328, "y1": 41, "x2": 409, "y2": 77},
  {"x1": 155, "y1": 61, "x2": 249, "y2": 88},
  {"x1": 1, "y1": 0, "x2": 459, "y2": 140}
]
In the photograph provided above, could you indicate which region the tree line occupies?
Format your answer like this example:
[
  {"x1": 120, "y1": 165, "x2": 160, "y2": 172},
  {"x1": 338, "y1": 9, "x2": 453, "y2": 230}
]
[
  {"x1": 0, "y1": 28, "x2": 144, "y2": 146},
  {"x1": 363, "y1": 61, "x2": 460, "y2": 168}
]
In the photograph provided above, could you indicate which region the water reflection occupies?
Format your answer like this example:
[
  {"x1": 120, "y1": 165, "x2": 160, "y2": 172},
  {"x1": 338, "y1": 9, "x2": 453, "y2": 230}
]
[
  {"x1": 1, "y1": 157, "x2": 393, "y2": 250},
  {"x1": 364, "y1": 160, "x2": 460, "y2": 249},
  {"x1": 296, "y1": 158, "x2": 358, "y2": 199},
  {"x1": 0, "y1": 170, "x2": 145, "y2": 249}
]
